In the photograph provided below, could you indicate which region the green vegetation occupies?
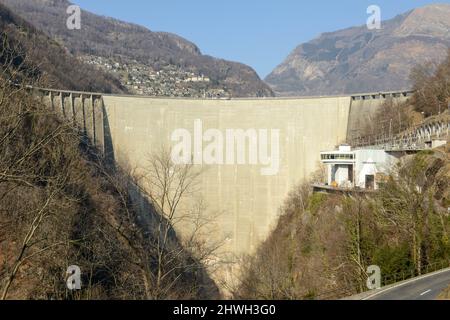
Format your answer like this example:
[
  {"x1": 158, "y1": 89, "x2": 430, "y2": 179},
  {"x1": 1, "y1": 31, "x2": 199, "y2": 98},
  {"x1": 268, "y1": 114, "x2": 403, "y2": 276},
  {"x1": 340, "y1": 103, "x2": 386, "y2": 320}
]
[
  {"x1": 236, "y1": 52, "x2": 450, "y2": 300},
  {"x1": 235, "y1": 150, "x2": 450, "y2": 299}
]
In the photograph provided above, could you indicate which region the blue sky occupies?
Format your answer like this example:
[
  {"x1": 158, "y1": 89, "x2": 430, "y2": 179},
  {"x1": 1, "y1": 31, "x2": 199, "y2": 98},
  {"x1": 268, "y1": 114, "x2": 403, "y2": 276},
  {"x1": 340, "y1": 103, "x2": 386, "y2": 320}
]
[{"x1": 72, "y1": 0, "x2": 450, "y2": 78}]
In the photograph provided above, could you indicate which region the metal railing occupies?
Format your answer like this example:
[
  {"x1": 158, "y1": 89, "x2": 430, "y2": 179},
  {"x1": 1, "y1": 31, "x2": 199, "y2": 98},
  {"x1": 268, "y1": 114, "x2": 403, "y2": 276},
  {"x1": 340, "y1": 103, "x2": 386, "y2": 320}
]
[
  {"x1": 350, "y1": 116, "x2": 449, "y2": 151},
  {"x1": 381, "y1": 260, "x2": 449, "y2": 287},
  {"x1": 315, "y1": 260, "x2": 450, "y2": 300}
]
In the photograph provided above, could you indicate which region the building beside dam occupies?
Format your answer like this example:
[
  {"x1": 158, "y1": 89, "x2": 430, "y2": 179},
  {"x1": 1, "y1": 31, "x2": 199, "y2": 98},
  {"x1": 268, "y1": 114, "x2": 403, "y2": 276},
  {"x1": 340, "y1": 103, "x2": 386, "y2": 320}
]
[
  {"x1": 319, "y1": 145, "x2": 397, "y2": 190},
  {"x1": 315, "y1": 111, "x2": 449, "y2": 194},
  {"x1": 40, "y1": 88, "x2": 413, "y2": 276}
]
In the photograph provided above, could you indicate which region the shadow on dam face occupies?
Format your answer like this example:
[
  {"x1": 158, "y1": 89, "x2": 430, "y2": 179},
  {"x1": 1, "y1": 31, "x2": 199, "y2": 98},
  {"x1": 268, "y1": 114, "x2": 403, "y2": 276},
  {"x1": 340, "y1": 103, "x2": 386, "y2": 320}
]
[{"x1": 39, "y1": 87, "x2": 412, "y2": 284}]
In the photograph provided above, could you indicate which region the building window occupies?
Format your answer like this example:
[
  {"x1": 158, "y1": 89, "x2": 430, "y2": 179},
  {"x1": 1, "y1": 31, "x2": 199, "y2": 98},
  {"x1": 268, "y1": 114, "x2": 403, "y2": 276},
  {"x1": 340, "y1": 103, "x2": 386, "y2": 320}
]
[{"x1": 321, "y1": 153, "x2": 355, "y2": 160}]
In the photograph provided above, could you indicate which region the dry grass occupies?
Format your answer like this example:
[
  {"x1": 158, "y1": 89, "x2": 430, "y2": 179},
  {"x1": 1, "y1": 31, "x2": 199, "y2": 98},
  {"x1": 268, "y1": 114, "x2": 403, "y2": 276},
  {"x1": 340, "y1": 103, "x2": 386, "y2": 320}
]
[{"x1": 437, "y1": 284, "x2": 450, "y2": 300}]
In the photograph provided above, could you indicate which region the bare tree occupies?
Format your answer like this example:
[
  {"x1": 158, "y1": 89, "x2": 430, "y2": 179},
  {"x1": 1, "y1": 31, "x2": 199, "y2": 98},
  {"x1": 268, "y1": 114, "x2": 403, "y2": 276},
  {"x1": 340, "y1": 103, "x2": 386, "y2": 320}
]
[
  {"x1": 411, "y1": 49, "x2": 450, "y2": 117},
  {"x1": 131, "y1": 147, "x2": 222, "y2": 299},
  {"x1": 0, "y1": 31, "x2": 219, "y2": 299}
]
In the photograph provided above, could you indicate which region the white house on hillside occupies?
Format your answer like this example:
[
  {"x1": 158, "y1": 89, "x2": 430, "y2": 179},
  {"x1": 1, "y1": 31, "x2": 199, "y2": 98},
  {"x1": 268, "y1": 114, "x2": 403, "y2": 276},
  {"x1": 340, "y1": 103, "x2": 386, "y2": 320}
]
[{"x1": 319, "y1": 145, "x2": 398, "y2": 190}]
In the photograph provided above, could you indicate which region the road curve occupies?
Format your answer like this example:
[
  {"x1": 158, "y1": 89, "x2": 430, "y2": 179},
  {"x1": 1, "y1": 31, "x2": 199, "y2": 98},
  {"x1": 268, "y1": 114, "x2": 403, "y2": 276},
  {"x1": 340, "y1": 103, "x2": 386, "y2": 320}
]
[{"x1": 364, "y1": 268, "x2": 450, "y2": 300}]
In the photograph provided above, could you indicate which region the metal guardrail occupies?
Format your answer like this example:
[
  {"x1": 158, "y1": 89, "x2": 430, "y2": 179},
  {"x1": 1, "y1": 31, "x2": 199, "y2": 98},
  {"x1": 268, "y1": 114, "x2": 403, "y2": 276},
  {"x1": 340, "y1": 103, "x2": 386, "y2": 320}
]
[
  {"x1": 315, "y1": 260, "x2": 450, "y2": 300},
  {"x1": 380, "y1": 260, "x2": 449, "y2": 287}
]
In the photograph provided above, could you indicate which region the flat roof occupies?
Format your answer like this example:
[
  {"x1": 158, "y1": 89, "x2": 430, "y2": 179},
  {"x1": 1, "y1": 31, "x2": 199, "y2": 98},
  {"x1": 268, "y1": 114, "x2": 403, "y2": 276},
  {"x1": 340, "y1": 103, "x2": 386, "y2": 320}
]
[{"x1": 320, "y1": 151, "x2": 355, "y2": 154}]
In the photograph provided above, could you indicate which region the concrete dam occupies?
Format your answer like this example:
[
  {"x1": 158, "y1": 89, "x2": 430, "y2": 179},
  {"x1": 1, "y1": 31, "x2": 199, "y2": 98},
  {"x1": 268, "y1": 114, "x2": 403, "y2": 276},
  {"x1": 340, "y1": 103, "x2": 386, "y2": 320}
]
[{"x1": 41, "y1": 89, "x2": 411, "y2": 262}]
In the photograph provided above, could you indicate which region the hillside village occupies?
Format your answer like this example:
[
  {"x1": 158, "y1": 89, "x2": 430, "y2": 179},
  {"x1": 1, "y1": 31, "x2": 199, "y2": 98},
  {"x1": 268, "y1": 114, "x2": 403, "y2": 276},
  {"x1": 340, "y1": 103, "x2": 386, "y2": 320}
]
[
  {"x1": 80, "y1": 55, "x2": 230, "y2": 98},
  {"x1": 0, "y1": 0, "x2": 449, "y2": 303}
]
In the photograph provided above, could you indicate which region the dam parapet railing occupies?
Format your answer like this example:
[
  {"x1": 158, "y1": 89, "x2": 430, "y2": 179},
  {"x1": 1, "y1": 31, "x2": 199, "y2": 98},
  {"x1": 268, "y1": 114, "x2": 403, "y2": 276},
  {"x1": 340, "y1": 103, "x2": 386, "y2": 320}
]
[
  {"x1": 30, "y1": 86, "x2": 106, "y2": 155},
  {"x1": 350, "y1": 90, "x2": 413, "y2": 101},
  {"x1": 28, "y1": 84, "x2": 413, "y2": 101}
]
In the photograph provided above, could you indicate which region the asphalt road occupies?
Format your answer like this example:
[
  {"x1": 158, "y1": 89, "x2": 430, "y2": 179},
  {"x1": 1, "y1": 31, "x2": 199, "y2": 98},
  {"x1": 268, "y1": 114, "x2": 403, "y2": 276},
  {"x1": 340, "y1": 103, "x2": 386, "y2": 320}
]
[{"x1": 364, "y1": 268, "x2": 450, "y2": 300}]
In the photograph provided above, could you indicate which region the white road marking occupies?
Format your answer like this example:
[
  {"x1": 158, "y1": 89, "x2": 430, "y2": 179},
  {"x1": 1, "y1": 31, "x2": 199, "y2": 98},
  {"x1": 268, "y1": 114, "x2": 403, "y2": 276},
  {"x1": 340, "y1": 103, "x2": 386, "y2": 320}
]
[
  {"x1": 420, "y1": 289, "x2": 432, "y2": 296},
  {"x1": 362, "y1": 267, "x2": 450, "y2": 300}
]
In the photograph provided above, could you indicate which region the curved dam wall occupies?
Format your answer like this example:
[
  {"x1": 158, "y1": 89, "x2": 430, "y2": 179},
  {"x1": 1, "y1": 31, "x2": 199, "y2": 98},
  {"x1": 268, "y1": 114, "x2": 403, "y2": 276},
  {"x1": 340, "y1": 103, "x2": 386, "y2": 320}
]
[
  {"x1": 41, "y1": 89, "x2": 411, "y2": 261},
  {"x1": 102, "y1": 95, "x2": 350, "y2": 256},
  {"x1": 347, "y1": 91, "x2": 412, "y2": 140}
]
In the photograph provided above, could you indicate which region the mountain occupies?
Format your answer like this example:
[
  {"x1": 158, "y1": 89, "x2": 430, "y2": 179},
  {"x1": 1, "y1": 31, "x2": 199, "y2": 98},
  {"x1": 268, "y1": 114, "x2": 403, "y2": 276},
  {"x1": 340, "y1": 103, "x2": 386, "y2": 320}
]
[
  {"x1": 0, "y1": 1, "x2": 125, "y2": 93},
  {"x1": 0, "y1": 0, "x2": 273, "y2": 97},
  {"x1": 0, "y1": 2, "x2": 219, "y2": 299},
  {"x1": 265, "y1": 4, "x2": 450, "y2": 96}
]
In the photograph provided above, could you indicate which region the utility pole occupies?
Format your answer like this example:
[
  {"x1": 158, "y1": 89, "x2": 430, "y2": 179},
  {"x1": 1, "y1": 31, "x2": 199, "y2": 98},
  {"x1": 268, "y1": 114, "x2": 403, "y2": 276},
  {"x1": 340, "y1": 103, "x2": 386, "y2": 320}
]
[{"x1": 389, "y1": 119, "x2": 393, "y2": 139}]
